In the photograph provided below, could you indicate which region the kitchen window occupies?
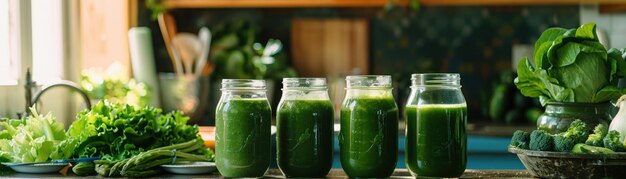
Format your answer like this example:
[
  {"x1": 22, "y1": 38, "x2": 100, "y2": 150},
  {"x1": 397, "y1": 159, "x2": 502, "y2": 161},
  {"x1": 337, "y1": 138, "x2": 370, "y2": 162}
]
[{"x1": 0, "y1": 0, "x2": 78, "y2": 121}]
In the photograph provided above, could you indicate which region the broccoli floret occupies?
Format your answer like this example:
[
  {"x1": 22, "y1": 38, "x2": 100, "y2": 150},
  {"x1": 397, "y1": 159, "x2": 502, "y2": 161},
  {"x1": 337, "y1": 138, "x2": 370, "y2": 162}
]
[
  {"x1": 603, "y1": 130, "x2": 626, "y2": 152},
  {"x1": 554, "y1": 135, "x2": 577, "y2": 152},
  {"x1": 585, "y1": 123, "x2": 608, "y2": 147},
  {"x1": 510, "y1": 130, "x2": 531, "y2": 149},
  {"x1": 530, "y1": 130, "x2": 553, "y2": 151},
  {"x1": 563, "y1": 119, "x2": 589, "y2": 143},
  {"x1": 553, "y1": 119, "x2": 589, "y2": 152}
]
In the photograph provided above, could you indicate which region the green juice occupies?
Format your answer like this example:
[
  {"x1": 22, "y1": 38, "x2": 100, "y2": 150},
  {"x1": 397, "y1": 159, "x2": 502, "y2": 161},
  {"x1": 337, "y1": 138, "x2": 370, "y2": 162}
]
[
  {"x1": 405, "y1": 104, "x2": 467, "y2": 177},
  {"x1": 215, "y1": 99, "x2": 272, "y2": 178},
  {"x1": 340, "y1": 97, "x2": 398, "y2": 178},
  {"x1": 276, "y1": 100, "x2": 334, "y2": 177}
]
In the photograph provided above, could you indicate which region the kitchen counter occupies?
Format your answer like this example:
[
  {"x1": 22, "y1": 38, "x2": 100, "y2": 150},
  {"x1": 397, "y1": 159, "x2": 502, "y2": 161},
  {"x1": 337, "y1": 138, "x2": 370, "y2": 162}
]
[{"x1": 3, "y1": 169, "x2": 533, "y2": 178}]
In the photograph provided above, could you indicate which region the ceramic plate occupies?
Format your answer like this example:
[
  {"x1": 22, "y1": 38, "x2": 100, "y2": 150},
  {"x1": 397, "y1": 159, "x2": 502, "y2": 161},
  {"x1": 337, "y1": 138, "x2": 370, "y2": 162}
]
[
  {"x1": 2, "y1": 163, "x2": 69, "y2": 174},
  {"x1": 161, "y1": 161, "x2": 216, "y2": 174}
]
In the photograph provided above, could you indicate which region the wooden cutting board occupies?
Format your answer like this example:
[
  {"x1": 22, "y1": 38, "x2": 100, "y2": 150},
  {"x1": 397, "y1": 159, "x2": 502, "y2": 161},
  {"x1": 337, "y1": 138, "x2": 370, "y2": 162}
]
[{"x1": 291, "y1": 18, "x2": 369, "y2": 77}]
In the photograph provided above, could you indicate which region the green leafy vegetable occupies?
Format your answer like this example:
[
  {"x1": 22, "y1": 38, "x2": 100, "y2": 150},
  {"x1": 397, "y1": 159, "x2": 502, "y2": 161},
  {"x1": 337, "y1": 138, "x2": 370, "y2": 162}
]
[
  {"x1": 0, "y1": 108, "x2": 76, "y2": 163},
  {"x1": 515, "y1": 23, "x2": 626, "y2": 105},
  {"x1": 69, "y1": 101, "x2": 203, "y2": 161}
]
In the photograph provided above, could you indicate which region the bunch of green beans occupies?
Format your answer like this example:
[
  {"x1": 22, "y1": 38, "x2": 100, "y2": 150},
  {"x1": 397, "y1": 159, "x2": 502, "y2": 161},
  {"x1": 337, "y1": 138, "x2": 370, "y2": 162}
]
[{"x1": 92, "y1": 139, "x2": 211, "y2": 177}]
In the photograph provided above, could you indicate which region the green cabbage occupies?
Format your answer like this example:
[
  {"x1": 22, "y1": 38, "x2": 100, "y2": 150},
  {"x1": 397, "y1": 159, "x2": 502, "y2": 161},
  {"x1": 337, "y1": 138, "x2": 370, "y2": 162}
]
[{"x1": 515, "y1": 22, "x2": 626, "y2": 105}]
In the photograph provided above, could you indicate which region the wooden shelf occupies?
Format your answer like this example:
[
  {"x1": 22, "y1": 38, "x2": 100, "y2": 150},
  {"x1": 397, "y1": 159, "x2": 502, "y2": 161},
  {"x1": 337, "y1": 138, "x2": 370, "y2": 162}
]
[
  {"x1": 162, "y1": 0, "x2": 626, "y2": 9},
  {"x1": 163, "y1": 0, "x2": 398, "y2": 8}
]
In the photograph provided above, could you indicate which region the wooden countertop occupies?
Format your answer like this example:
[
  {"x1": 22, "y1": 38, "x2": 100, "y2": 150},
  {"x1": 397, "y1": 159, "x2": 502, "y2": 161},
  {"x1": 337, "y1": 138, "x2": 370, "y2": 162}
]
[{"x1": 3, "y1": 169, "x2": 533, "y2": 178}]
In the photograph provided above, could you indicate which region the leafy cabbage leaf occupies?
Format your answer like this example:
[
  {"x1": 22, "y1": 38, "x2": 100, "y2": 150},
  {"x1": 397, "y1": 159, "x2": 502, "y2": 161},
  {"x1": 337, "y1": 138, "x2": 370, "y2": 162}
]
[{"x1": 515, "y1": 22, "x2": 626, "y2": 105}]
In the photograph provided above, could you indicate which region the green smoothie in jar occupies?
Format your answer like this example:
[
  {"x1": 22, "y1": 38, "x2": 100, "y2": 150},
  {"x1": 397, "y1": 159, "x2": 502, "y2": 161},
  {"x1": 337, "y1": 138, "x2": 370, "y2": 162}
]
[
  {"x1": 405, "y1": 73, "x2": 467, "y2": 178},
  {"x1": 215, "y1": 79, "x2": 271, "y2": 178},
  {"x1": 277, "y1": 78, "x2": 334, "y2": 178},
  {"x1": 339, "y1": 75, "x2": 398, "y2": 178}
]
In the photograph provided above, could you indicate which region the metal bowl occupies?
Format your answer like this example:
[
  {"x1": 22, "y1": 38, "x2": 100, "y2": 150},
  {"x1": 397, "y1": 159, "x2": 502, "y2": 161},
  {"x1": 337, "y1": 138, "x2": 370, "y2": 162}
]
[{"x1": 509, "y1": 147, "x2": 626, "y2": 178}]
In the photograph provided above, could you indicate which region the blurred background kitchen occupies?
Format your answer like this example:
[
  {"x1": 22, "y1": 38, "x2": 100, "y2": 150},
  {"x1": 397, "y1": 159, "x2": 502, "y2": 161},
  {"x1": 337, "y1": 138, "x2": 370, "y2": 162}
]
[{"x1": 1, "y1": 0, "x2": 625, "y2": 170}]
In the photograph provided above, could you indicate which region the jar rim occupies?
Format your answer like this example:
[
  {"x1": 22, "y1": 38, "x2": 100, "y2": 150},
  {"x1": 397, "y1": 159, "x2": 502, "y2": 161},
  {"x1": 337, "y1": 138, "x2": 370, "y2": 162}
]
[
  {"x1": 221, "y1": 79, "x2": 266, "y2": 90},
  {"x1": 411, "y1": 73, "x2": 461, "y2": 87},
  {"x1": 346, "y1": 75, "x2": 392, "y2": 88},
  {"x1": 282, "y1": 78, "x2": 327, "y2": 90}
]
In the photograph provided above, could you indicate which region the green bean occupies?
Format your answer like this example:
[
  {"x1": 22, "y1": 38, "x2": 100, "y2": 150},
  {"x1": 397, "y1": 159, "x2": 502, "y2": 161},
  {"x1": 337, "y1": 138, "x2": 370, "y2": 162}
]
[
  {"x1": 134, "y1": 139, "x2": 201, "y2": 160},
  {"x1": 127, "y1": 151, "x2": 206, "y2": 172},
  {"x1": 150, "y1": 139, "x2": 198, "y2": 151},
  {"x1": 125, "y1": 150, "x2": 180, "y2": 171},
  {"x1": 127, "y1": 139, "x2": 203, "y2": 167},
  {"x1": 174, "y1": 152, "x2": 209, "y2": 161},
  {"x1": 121, "y1": 157, "x2": 138, "y2": 172},
  {"x1": 123, "y1": 150, "x2": 166, "y2": 171},
  {"x1": 133, "y1": 150, "x2": 173, "y2": 164},
  {"x1": 179, "y1": 141, "x2": 204, "y2": 153},
  {"x1": 135, "y1": 150, "x2": 208, "y2": 165},
  {"x1": 128, "y1": 157, "x2": 173, "y2": 171},
  {"x1": 93, "y1": 139, "x2": 209, "y2": 177},
  {"x1": 129, "y1": 158, "x2": 198, "y2": 171},
  {"x1": 108, "y1": 159, "x2": 129, "y2": 176}
]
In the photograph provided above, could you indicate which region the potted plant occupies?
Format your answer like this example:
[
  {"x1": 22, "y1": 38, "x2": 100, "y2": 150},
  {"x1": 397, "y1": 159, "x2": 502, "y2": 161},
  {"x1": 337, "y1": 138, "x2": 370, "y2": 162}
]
[{"x1": 514, "y1": 22, "x2": 626, "y2": 134}]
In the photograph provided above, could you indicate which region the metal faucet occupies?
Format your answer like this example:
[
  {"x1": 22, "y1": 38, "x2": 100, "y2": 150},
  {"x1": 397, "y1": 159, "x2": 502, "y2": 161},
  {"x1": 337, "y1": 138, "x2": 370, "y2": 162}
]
[{"x1": 23, "y1": 69, "x2": 91, "y2": 117}]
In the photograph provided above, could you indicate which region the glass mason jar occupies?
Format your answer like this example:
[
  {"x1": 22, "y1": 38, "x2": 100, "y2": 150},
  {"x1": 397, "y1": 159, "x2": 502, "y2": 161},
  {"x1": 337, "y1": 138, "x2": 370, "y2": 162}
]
[
  {"x1": 405, "y1": 73, "x2": 467, "y2": 177},
  {"x1": 339, "y1": 75, "x2": 398, "y2": 178},
  {"x1": 276, "y1": 78, "x2": 334, "y2": 178},
  {"x1": 215, "y1": 79, "x2": 271, "y2": 178}
]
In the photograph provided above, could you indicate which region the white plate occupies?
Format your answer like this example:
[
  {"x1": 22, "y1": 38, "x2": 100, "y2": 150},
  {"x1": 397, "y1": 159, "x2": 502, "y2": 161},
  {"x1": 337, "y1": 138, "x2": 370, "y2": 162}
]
[
  {"x1": 161, "y1": 161, "x2": 216, "y2": 175},
  {"x1": 3, "y1": 163, "x2": 69, "y2": 174}
]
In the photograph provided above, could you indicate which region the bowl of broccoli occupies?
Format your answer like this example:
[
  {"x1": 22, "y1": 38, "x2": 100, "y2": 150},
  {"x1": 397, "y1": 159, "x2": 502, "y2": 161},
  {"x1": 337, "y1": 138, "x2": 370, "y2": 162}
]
[{"x1": 509, "y1": 119, "x2": 626, "y2": 178}]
